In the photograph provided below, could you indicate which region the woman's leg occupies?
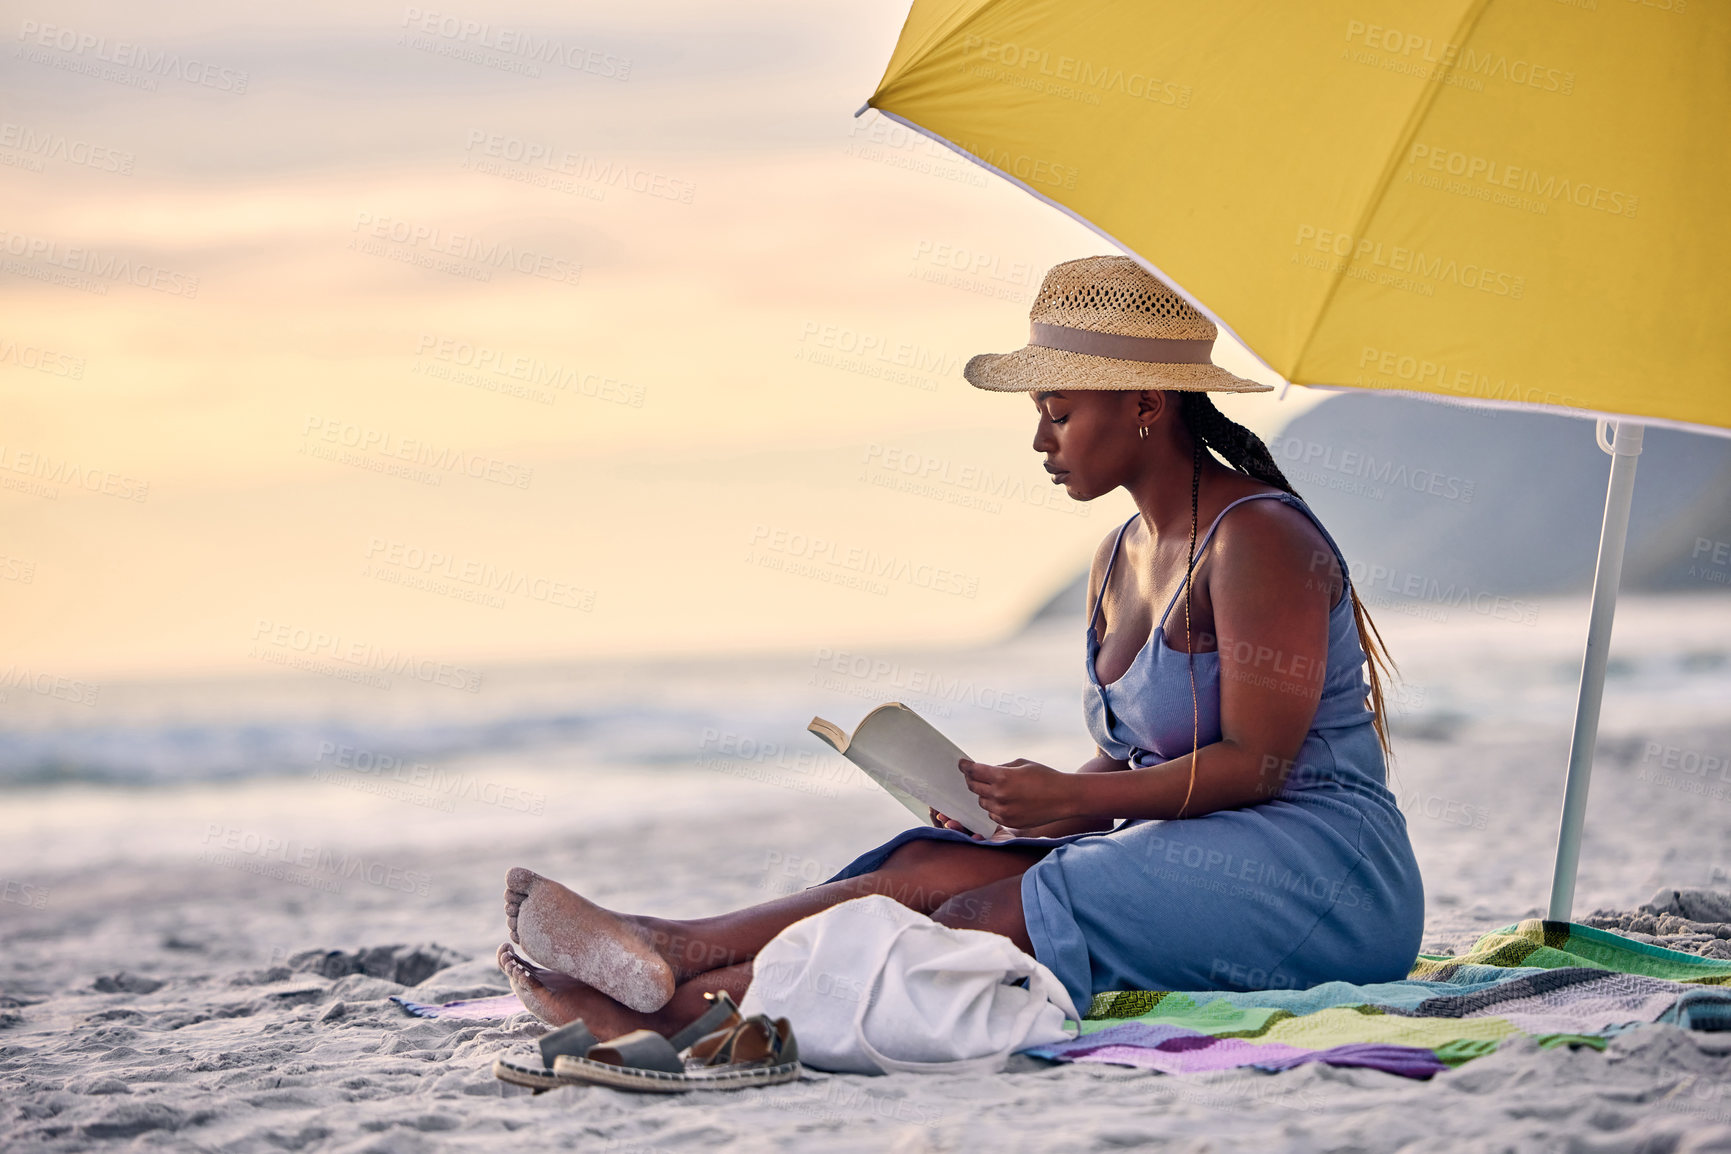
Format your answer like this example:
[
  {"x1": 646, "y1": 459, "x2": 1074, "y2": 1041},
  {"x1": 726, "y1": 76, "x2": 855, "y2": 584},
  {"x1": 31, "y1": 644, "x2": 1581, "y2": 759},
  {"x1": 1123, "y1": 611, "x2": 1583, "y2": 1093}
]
[
  {"x1": 498, "y1": 943, "x2": 754, "y2": 1035},
  {"x1": 640, "y1": 838, "x2": 1045, "y2": 975},
  {"x1": 504, "y1": 838, "x2": 1046, "y2": 1011},
  {"x1": 929, "y1": 871, "x2": 1034, "y2": 950},
  {"x1": 499, "y1": 853, "x2": 1040, "y2": 1033}
]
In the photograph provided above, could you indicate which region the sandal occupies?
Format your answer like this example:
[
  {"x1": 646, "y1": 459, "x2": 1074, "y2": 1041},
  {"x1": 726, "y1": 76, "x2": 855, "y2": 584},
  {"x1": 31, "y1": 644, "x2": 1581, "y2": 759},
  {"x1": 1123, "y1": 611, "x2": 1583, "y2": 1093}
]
[
  {"x1": 489, "y1": 990, "x2": 762, "y2": 1093},
  {"x1": 551, "y1": 992, "x2": 801, "y2": 1093},
  {"x1": 491, "y1": 1018, "x2": 601, "y2": 1092}
]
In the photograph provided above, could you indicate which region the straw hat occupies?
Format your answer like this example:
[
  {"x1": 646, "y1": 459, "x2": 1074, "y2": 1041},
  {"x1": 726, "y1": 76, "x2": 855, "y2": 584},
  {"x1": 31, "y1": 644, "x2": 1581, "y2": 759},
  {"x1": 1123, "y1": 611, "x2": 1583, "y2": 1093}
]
[{"x1": 963, "y1": 255, "x2": 1271, "y2": 394}]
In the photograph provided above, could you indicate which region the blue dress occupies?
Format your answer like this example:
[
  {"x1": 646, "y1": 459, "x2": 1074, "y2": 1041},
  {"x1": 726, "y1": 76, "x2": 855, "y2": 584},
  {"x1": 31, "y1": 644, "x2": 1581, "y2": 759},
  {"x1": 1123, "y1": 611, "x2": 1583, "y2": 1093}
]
[{"x1": 824, "y1": 492, "x2": 1426, "y2": 1007}]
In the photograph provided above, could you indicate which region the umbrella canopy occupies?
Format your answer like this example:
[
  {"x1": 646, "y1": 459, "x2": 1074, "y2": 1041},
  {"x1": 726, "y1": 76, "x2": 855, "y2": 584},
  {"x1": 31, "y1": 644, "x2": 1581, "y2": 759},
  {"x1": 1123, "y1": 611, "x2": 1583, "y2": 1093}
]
[
  {"x1": 864, "y1": 0, "x2": 1729, "y2": 432},
  {"x1": 862, "y1": 0, "x2": 1730, "y2": 920}
]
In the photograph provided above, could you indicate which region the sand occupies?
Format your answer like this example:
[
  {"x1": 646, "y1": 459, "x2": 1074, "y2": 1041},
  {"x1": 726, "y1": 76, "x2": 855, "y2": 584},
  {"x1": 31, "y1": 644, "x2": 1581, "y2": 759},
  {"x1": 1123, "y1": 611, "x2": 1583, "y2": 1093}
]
[
  {"x1": 6, "y1": 598, "x2": 1731, "y2": 1151},
  {"x1": 5, "y1": 753, "x2": 1731, "y2": 1153}
]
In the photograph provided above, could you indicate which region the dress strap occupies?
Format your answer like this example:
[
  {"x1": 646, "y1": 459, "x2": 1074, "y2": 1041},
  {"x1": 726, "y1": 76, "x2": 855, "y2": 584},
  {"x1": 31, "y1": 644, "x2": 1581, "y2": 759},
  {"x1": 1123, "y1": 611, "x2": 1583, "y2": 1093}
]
[
  {"x1": 1087, "y1": 514, "x2": 1140, "y2": 634},
  {"x1": 1155, "y1": 491, "x2": 1351, "y2": 628}
]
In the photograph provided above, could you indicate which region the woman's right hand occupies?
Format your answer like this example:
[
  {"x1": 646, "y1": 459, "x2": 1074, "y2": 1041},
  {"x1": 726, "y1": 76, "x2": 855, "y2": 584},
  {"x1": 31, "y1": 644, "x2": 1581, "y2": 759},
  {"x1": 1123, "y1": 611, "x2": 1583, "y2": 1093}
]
[{"x1": 933, "y1": 754, "x2": 1125, "y2": 840}]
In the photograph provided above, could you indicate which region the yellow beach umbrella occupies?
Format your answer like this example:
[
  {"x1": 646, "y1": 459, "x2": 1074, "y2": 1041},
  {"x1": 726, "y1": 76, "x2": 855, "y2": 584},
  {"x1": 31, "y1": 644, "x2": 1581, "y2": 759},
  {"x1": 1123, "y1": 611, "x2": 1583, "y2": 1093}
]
[{"x1": 862, "y1": 0, "x2": 1731, "y2": 919}]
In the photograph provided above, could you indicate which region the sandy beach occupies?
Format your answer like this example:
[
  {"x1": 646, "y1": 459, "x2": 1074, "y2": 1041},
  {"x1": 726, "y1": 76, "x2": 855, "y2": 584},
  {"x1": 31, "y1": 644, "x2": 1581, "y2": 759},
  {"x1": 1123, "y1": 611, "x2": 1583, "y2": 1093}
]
[{"x1": 5, "y1": 595, "x2": 1731, "y2": 1151}]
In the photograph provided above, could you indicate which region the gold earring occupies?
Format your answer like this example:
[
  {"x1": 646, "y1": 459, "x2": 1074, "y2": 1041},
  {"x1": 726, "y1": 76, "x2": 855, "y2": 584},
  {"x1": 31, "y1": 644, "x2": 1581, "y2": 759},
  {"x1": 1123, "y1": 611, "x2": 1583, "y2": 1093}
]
[{"x1": 1137, "y1": 425, "x2": 1149, "y2": 441}]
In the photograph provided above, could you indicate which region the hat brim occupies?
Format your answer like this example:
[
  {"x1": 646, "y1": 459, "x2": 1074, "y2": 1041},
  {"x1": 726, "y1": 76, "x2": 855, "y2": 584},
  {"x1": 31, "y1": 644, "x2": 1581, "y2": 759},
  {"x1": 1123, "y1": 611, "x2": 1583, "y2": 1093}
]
[{"x1": 963, "y1": 345, "x2": 1273, "y2": 394}]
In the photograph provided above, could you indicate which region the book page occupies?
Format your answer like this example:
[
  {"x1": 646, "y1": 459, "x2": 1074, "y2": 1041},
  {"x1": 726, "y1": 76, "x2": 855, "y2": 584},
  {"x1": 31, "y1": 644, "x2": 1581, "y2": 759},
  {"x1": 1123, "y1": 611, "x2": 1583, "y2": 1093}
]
[{"x1": 845, "y1": 704, "x2": 998, "y2": 838}]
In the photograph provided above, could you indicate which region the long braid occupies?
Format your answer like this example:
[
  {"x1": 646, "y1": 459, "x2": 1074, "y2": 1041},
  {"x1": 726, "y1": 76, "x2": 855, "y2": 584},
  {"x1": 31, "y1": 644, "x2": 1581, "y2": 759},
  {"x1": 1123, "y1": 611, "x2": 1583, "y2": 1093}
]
[
  {"x1": 1178, "y1": 393, "x2": 1397, "y2": 758},
  {"x1": 1176, "y1": 437, "x2": 1201, "y2": 819}
]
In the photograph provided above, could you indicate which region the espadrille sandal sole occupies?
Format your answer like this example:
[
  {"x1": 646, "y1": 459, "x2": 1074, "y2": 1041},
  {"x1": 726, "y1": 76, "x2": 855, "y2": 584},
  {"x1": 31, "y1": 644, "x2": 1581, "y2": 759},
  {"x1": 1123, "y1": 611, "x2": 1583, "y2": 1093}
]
[{"x1": 548, "y1": 1055, "x2": 801, "y2": 1093}]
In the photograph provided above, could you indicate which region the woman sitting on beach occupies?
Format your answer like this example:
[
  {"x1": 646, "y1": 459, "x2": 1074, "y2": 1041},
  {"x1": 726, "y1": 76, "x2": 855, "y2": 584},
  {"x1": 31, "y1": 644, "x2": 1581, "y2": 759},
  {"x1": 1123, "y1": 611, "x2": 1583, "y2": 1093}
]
[{"x1": 498, "y1": 256, "x2": 1425, "y2": 1038}]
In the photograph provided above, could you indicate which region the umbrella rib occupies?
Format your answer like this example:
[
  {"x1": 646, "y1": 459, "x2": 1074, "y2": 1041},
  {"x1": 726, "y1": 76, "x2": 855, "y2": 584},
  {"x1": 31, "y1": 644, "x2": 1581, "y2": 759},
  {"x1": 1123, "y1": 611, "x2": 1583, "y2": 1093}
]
[{"x1": 1289, "y1": 0, "x2": 1496, "y2": 381}]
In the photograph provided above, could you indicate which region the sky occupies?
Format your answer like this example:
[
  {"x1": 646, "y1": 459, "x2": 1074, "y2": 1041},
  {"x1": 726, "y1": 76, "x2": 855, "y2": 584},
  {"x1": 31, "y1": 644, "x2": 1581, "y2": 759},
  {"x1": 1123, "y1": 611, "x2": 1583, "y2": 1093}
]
[{"x1": 0, "y1": 0, "x2": 1319, "y2": 682}]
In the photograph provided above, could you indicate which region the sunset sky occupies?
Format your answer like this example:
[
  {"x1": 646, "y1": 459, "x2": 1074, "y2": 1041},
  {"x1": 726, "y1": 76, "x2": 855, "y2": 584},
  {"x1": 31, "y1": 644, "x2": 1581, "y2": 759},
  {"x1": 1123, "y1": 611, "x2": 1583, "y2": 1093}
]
[{"x1": 1, "y1": 0, "x2": 1316, "y2": 682}]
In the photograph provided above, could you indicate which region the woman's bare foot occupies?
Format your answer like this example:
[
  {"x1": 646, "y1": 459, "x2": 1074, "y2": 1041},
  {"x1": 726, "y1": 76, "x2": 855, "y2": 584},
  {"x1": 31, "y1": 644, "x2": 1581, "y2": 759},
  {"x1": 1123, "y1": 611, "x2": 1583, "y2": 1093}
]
[
  {"x1": 503, "y1": 867, "x2": 677, "y2": 1013},
  {"x1": 495, "y1": 943, "x2": 645, "y2": 1036}
]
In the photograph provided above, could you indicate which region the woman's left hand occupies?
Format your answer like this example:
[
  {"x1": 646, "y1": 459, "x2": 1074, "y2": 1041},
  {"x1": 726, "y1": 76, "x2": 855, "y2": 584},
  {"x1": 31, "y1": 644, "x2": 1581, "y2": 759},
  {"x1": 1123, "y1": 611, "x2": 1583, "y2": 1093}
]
[{"x1": 959, "y1": 758, "x2": 1078, "y2": 830}]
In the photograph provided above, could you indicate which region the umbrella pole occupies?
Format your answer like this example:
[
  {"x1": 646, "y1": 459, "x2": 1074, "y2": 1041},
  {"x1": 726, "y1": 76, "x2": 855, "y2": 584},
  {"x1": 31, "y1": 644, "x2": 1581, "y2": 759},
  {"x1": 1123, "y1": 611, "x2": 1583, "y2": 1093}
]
[{"x1": 1547, "y1": 419, "x2": 1645, "y2": 922}]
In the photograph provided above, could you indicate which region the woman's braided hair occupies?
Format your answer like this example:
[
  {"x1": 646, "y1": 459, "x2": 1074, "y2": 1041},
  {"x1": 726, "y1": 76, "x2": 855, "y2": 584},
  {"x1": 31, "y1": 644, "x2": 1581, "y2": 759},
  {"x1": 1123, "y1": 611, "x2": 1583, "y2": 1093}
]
[{"x1": 1178, "y1": 392, "x2": 1396, "y2": 757}]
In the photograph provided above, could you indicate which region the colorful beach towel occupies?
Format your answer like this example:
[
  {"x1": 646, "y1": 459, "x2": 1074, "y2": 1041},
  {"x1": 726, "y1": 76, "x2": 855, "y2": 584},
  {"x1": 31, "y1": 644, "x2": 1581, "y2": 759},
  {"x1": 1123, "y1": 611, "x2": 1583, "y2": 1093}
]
[
  {"x1": 1025, "y1": 919, "x2": 1731, "y2": 1079},
  {"x1": 393, "y1": 919, "x2": 1731, "y2": 1079}
]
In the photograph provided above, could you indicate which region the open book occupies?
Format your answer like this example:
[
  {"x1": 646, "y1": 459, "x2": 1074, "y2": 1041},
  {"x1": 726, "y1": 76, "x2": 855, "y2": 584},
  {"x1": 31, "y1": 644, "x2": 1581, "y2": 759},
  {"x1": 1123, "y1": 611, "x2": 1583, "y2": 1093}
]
[{"x1": 807, "y1": 703, "x2": 999, "y2": 839}]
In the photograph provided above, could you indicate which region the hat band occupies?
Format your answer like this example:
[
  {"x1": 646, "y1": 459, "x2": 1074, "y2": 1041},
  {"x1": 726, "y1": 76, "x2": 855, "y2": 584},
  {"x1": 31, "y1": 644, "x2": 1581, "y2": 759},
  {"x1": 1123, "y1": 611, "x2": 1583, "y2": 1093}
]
[{"x1": 1030, "y1": 322, "x2": 1214, "y2": 364}]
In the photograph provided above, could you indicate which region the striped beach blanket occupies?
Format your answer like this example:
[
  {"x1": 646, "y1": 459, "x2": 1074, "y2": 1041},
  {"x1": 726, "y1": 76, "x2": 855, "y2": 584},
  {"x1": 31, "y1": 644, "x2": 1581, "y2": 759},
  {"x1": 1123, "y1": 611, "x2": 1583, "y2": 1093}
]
[{"x1": 1024, "y1": 919, "x2": 1731, "y2": 1078}]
